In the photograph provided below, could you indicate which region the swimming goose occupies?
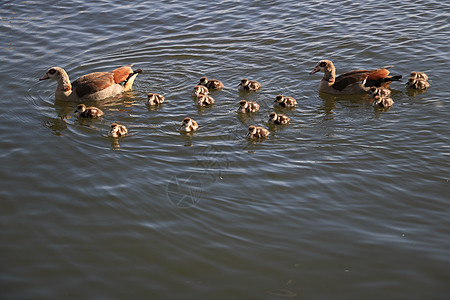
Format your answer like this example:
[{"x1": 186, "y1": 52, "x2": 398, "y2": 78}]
[
  {"x1": 237, "y1": 100, "x2": 260, "y2": 113},
  {"x1": 198, "y1": 77, "x2": 224, "y2": 90},
  {"x1": 372, "y1": 95, "x2": 394, "y2": 108},
  {"x1": 405, "y1": 77, "x2": 430, "y2": 89},
  {"x1": 192, "y1": 85, "x2": 209, "y2": 97},
  {"x1": 180, "y1": 117, "x2": 198, "y2": 132},
  {"x1": 247, "y1": 125, "x2": 270, "y2": 138},
  {"x1": 268, "y1": 112, "x2": 290, "y2": 124},
  {"x1": 310, "y1": 60, "x2": 402, "y2": 95},
  {"x1": 238, "y1": 78, "x2": 261, "y2": 91},
  {"x1": 108, "y1": 123, "x2": 128, "y2": 137},
  {"x1": 273, "y1": 95, "x2": 297, "y2": 108},
  {"x1": 74, "y1": 104, "x2": 104, "y2": 118},
  {"x1": 368, "y1": 87, "x2": 391, "y2": 98},
  {"x1": 196, "y1": 94, "x2": 215, "y2": 106},
  {"x1": 40, "y1": 65, "x2": 142, "y2": 102},
  {"x1": 146, "y1": 93, "x2": 165, "y2": 105}
]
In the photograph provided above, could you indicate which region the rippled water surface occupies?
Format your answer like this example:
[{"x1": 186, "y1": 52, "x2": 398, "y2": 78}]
[{"x1": 1, "y1": 1, "x2": 449, "y2": 299}]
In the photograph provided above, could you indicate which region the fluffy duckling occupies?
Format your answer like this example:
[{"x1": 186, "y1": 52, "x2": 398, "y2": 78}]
[
  {"x1": 247, "y1": 125, "x2": 270, "y2": 139},
  {"x1": 410, "y1": 71, "x2": 428, "y2": 81},
  {"x1": 196, "y1": 94, "x2": 215, "y2": 106},
  {"x1": 108, "y1": 123, "x2": 128, "y2": 137},
  {"x1": 406, "y1": 77, "x2": 430, "y2": 89},
  {"x1": 180, "y1": 117, "x2": 198, "y2": 132},
  {"x1": 273, "y1": 95, "x2": 297, "y2": 108},
  {"x1": 268, "y1": 112, "x2": 290, "y2": 125},
  {"x1": 238, "y1": 78, "x2": 261, "y2": 91},
  {"x1": 146, "y1": 93, "x2": 165, "y2": 105},
  {"x1": 368, "y1": 87, "x2": 391, "y2": 98},
  {"x1": 237, "y1": 100, "x2": 260, "y2": 113},
  {"x1": 74, "y1": 104, "x2": 104, "y2": 118},
  {"x1": 198, "y1": 77, "x2": 224, "y2": 90},
  {"x1": 192, "y1": 85, "x2": 209, "y2": 97},
  {"x1": 372, "y1": 95, "x2": 394, "y2": 108}
]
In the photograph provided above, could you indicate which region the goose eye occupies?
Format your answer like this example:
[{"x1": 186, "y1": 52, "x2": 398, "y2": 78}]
[
  {"x1": 319, "y1": 62, "x2": 327, "y2": 67},
  {"x1": 49, "y1": 68, "x2": 57, "y2": 75}
]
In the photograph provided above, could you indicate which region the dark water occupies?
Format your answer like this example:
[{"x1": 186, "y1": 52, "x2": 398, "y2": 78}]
[{"x1": 1, "y1": 1, "x2": 449, "y2": 299}]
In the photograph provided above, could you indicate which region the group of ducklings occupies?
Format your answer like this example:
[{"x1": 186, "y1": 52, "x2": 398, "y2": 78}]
[{"x1": 74, "y1": 71, "x2": 429, "y2": 140}]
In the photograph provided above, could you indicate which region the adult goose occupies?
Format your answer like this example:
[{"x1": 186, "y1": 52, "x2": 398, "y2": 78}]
[
  {"x1": 40, "y1": 65, "x2": 142, "y2": 102},
  {"x1": 310, "y1": 60, "x2": 401, "y2": 95}
]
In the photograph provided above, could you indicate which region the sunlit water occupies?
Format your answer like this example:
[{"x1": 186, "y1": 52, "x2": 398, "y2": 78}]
[{"x1": 1, "y1": 1, "x2": 449, "y2": 299}]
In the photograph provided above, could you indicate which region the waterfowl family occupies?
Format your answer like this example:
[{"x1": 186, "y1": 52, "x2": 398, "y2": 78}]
[
  {"x1": 40, "y1": 65, "x2": 142, "y2": 102},
  {"x1": 108, "y1": 123, "x2": 128, "y2": 137},
  {"x1": 372, "y1": 95, "x2": 394, "y2": 108},
  {"x1": 198, "y1": 77, "x2": 224, "y2": 90},
  {"x1": 310, "y1": 60, "x2": 402, "y2": 95},
  {"x1": 237, "y1": 100, "x2": 260, "y2": 113},
  {"x1": 238, "y1": 78, "x2": 261, "y2": 91},
  {"x1": 74, "y1": 104, "x2": 104, "y2": 118},
  {"x1": 247, "y1": 125, "x2": 270, "y2": 138},
  {"x1": 196, "y1": 94, "x2": 215, "y2": 106},
  {"x1": 273, "y1": 95, "x2": 297, "y2": 108},
  {"x1": 146, "y1": 93, "x2": 165, "y2": 105},
  {"x1": 268, "y1": 112, "x2": 290, "y2": 124},
  {"x1": 192, "y1": 85, "x2": 209, "y2": 97},
  {"x1": 180, "y1": 117, "x2": 198, "y2": 132}
]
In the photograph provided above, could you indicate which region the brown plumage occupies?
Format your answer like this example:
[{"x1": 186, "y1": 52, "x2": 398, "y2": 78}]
[
  {"x1": 238, "y1": 78, "x2": 261, "y2": 91},
  {"x1": 74, "y1": 104, "x2": 104, "y2": 118},
  {"x1": 196, "y1": 94, "x2": 215, "y2": 106},
  {"x1": 237, "y1": 100, "x2": 260, "y2": 113},
  {"x1": 192, "y1": 85, "x2": 209, "y2": 97},
  {"x1": 368, "y1": 87, "x2": 391, "y2": 98},
  {"x1": 108, "y1": 123, "x2": 128, "y2": 137},
  {"x1": 310, "y1": 60, "x2": 401, "y2": 95},
  {"x1": 146, "y1": 93, "x2": 165, "y2": 105},
  {"x1": 410, "y1": 71, "x2": 428, "y2": 81},
  {"x1": 273, "y1": 95, "x2": 297, "y2": 108},
  {"x1": 40, "y1": 65, "x2": 142, "y2": 102},
  {"x1": 180, "y1": 117, "x2": 198, "y2": 132},
  {"x1": 247, "y1": 125, "x2": 269, "y2": 138},
  {"x1": 372, "y1": 95, "x2": 394, "y2": 108},
  {"x1": 198, "y1": 77, "x2": 224, "y2": 90},
  {"x1": 268, "y1": 112, "x2": 290, "y2": 124},
  {"x1": 406, "y1": 77, "x2": 430, "y2": 89}
]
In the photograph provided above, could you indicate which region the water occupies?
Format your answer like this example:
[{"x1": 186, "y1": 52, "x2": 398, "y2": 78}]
[{"x1": 1, "y1": 1, "x2": 449, "y2": 299}]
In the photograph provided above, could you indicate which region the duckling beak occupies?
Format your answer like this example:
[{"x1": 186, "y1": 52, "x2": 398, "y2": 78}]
[{"x1": 310, "y1": 66, "x2": 320, "y2": 75}]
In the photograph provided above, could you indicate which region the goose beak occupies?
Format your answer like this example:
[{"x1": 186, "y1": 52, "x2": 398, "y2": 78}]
[
  {"x1": 39, "y1": 74, "x2": 49, "y2": 81},
  {"x1": 310, "y1": 66, "x2": 320, "y2": 75}
]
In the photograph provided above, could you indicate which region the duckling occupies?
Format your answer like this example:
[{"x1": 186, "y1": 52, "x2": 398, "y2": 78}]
[
  {"x1": 238, "y1": 78, "x2": 261, "y2": 91},
  {"x1": 273, "y1": 95, "x2": 297, "y2": 108},
  {"x1": 410, "y1": 71, "x2": 428, "y2": 81},
  {"x1": 196, "y1": 94, "x2": 215, "y2": 106},
  {"x1": 406, "y1": 77, "x2": 430, "y2": 89},
  {"x1": 198, "y1": 77, "x2": 224, "y2": 90},
  {"x1": 237, "y1": 100, "x2": 260, "y2": 113},
  {"x1": 74, "y1": 104, "x2": 104, "y2": 118},
  {"x1": 180, "y1": 117, "x2": 198, "y2": 132},
  {"x1": 268, "y1": 112, "x2": 290, "y2": 125},
  {"x1": 368, "y1": 87, "x2": 391, "y2": 98},
  {"x1": 192, "y1": 85, "x2": 209, "y2": 97},
  {"x1": 108, "y1": 123, "x2": 128, "y2": 137},
  {"x1": 247, "y1": 125, "x2": 270, "y2": 139},
  {"x1": 146, "y1": 93, "x2": 165, "y2": 105},
  {"x1": 372, "y1": 95, "x2": 394, "y2": 108}
]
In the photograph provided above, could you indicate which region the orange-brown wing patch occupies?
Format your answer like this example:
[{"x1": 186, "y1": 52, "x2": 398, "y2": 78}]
[
  {"x1": 333, "y1": 71, "x2": 368, "y2": 91},
  {"x1": 111, "y1": 65, "x2": 133, "y2": 84},
  {"x1": 72, "y1": 72, "x2": 114, "y2": 98},
  {"x1": 367, "y1": 68, "x2": 390, "y2": 80}
]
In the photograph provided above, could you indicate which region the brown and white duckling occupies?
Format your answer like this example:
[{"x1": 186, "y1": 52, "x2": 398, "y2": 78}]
[
  {"x1": 74, "y1": 104, "x2": 104, "y2": 118},
  {"x1": 310, "y1": 59, "x2": 402, "y2": 95},
  {"x1": 372, "y1": 95, "x2": 394, "y2": 108},
  {"x1": 247, "y1": 125, "x2": 270, "y2": 139},
  {"x1": 410, "y1": 71, "x2": 428, "y2": 81},
  {"x1": 406, "y1": 77, "x2": 430, "y2": 89},
  {"x1": 368, "y1": 86, "x2": 391, "y2": 98},
  {"x1": 192, "y1": 85, "x2": 209, "y2": 97},
  {"x1": 180, "y1": 117, "x2": 198, "y2": 132},
  {"x1": 238, "y1": 78, "x2": 261, "y2": 91},
  {"x1": 268, "y1": 112, "x2": 290, "y2": 125},
  {"x1": 198, "y1": 77, "x2": 224, "y2": 90},
  {"x1": 108, "y1": 123, "x2": 128, "y2": 137},
  {"x1": 273, "y1": 95, "x2": 297, "y2": 108},
  {"x1": 237, "y1": 100, "x2": 260, "y2": 113},
  {"x1": 196, "y1": 94, "x2": 215, "y2": 106},
  {"x1": 146, "y1": 93, "x2": 165, "y2": 105}
]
